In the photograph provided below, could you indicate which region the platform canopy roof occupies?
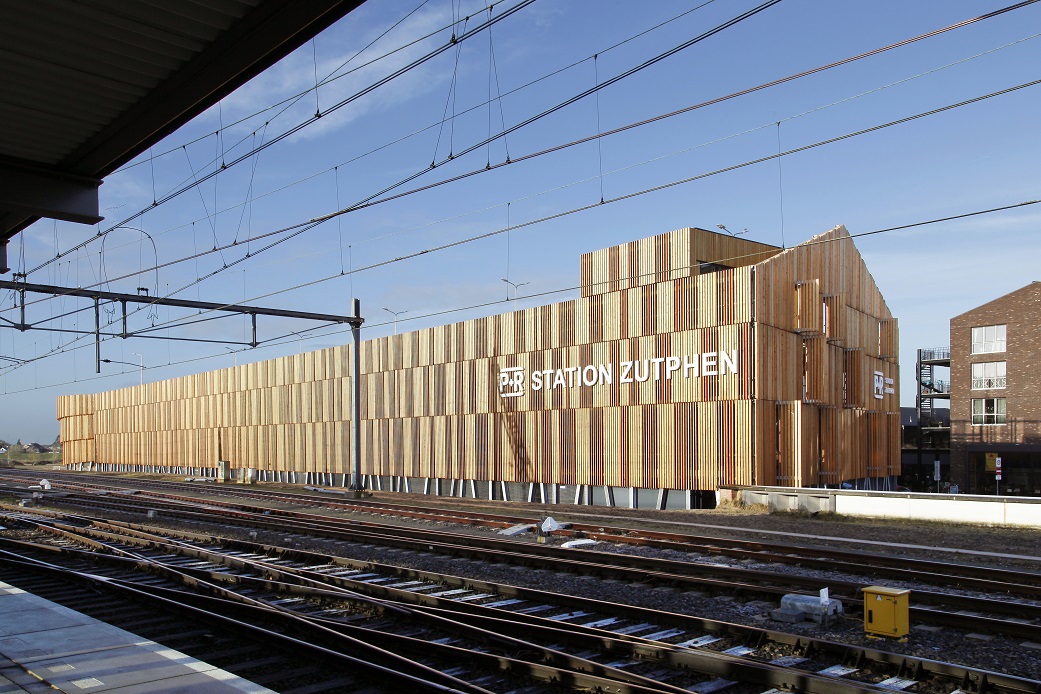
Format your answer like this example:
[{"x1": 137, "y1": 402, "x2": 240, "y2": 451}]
[{"x1": 0, "y1": 0, "x2": 366, "y2": 272}]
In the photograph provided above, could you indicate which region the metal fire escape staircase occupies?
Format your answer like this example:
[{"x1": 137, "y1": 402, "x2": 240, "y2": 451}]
[{"x1": 916, "y1": 348, "x2": 951, "y2": 448}]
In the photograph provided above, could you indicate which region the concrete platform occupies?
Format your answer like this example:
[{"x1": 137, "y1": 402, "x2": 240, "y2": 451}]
[{"x1": 0, "y1": 580, "x2": 274, "y2": 693}]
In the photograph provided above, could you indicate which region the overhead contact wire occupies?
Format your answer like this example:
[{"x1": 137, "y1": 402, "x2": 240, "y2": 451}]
[
  {"x1": 24, "y1": 0, "x2": 539, "y2": 278},
  {"x1": 5, "y1": 198, "x2": 1037, "y2": 386},
  {"x1": 8, "y1": 0, "x2": 782, "y2": 318},
  {"x1": 6, "y1": 72, "x2": 1040, "y2": 327}
]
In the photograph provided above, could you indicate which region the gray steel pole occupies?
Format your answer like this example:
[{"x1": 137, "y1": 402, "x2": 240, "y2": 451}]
[{"x1": 350, "y1": 298, "x2": 363, "y2": 490}]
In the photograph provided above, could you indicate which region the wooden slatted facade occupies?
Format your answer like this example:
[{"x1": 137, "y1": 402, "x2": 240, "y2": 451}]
[{"x1": 57, "y1": 225, "x2": 900, "y2": 495}]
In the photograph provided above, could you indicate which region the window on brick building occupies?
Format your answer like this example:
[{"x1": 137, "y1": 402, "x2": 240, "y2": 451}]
[
  {"x1": 971, "y1": 324, "x2": 1006, "y2": 354},
  {"x1": 971, "y1": 397, "x2": 1006, "y2": 425},
  {"x1": 971, "y1": 361, "x2": 1006, "y2": 389}
]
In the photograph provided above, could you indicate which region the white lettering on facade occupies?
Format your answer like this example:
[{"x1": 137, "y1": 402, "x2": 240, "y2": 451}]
[
  {"x1": 581, "y1": 365, "x2": 598, "y2": 386},
  {"x1": 719, "y1": 350, "x2": 737, "y2": 375},
  {"x1": 649, "y1": 356, "x2": 666, "y2": 381},
  {"x1": 620, "y1": 360, "x2": 634, "y2": 384},
  {"x1": 873, "y1": 370, "x2": 885, "y2": 400},
  {"x1": 665, "y1": 355, "x2": 681, "y2": 379},
  {"x1": 498, "y1": 350, "x2": 739, "y2": 398},
  {"x1": 499, "y1": 367, "x2": 525, "y2": 398},
  {"x1": 565, "y1": 366, "x2": 579, "y2": 387},
  {"x1": 553, "y1": 369, "x2": 567, "y2": 389}
]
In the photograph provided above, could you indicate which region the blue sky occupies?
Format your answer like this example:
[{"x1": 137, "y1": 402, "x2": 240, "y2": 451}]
[{"x1": 2, "y1": 0, "x2": 1040, "y2": 443}]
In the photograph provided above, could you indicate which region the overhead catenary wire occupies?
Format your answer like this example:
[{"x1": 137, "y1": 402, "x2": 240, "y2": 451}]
[
  {"x1": 5, "y1": 63, "x2": 1040, "y2": 350},
  {"x1": 343, "y1": 0, "x2": 785, "y2": 217},
  {"x1": 3, "y1": 197, "x2": 1037, "y2": 388},
  {"x1": 62, "y1": 0, "x2": 731, "y2": 263},
  {"x1": 5, "y1": 73, "x2": 1038, "y2": 371},
  {"x1": 25, "y1": 0, "x2": 773, "y2": 303},
  {"x1": 49, "y1": 3, "x2": 1040, "y2": 279},
  {"x1": 215, "y1": 70, "x2": 1041, "y2": 304},
  {"x1": 256, "y1": 196, "x2": 1041, "y2": 346},
  {"x1": 109, "y1": 0, "x2": 453, "y2": 175},
  {"x1": 127, "y1": 0, "x2": 785, "y2": 294},
  {"x1": 4, "y1": 1, "x2": 1036, "y2": 380},
  {"x1": 112, "y1": 0, "x2": 714, "y2": 179},
  {"x1": 121, "y1": 0, "x2": 439, "y2": 219},
  {"x1": 24, "y1": 0, "x2": 540, "y2": 279},
  {"x1": 7, "y1": 0, "x2": 791, "y2": 323}
]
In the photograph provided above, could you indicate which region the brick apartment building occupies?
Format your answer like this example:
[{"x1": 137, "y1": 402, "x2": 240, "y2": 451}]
[{"x1": 950, "y1": 282, "x2": 1041, "y2": 494}]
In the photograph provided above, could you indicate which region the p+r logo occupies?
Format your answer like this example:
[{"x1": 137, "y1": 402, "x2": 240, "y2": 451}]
[{"x1": 499, "y1": 366, "x2": 525, "y2": 398}]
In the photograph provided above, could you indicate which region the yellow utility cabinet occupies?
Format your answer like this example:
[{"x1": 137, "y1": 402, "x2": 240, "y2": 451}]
[{"x1": 862, "y1": 586, "x2": 910, "y2": 637}]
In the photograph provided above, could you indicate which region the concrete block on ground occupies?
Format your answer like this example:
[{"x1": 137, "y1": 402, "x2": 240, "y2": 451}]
[
  {"x1": 770, "y1": 608, "x2": 807, "y2": 624},
  {"x1": 499, "y1": 524, "x2": 535, "y2": 537},
  {"x1": 965, "y1": 633, "x2": 996, "y2": 642},
  {"x1": 560, "y1": 539, "x2": 597, "y2": 549},
  {"x1": 780, "y1": 593, "x2": 842, "y2": 623}
]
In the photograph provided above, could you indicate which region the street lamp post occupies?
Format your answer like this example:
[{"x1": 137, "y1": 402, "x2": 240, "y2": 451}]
[
  {"x1": 383, "y1": 307, "x2": 407, "y2": 335},
  {"x1": 501, "y1": 278, "x2": 529, "y2": 312}
]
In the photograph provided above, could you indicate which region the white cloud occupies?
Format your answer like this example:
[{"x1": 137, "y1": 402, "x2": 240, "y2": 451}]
[{"x1": 202, "y1": 6, "x2": 457, "y2": 144}]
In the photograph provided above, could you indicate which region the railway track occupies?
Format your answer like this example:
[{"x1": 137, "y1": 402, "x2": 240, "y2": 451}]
[
  {"x1": 5, "y1": 470, "x2": 1040, "y2": 587},
  {"x1": 2, "y1": 505, "x2": 1039, "y2": 694},
  {"x1": 7, "y1": 480, "x2": 1041, "y2": 644},
  {"x1": 0, "y1": 525, "x2": 677, "y2": 693},
  {"x1": 0, "y1": 551, "x2": 474, "y2": 693}
]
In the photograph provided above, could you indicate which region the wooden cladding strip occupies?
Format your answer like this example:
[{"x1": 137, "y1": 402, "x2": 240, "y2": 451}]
[
  {"x1": 764, "y1": 400, "x2": 894, "y2": 486},
  {"x1": 819, "y1": 406, "x2": 841, "y2": 484},
  {"x1": 580, "y1": 227, "x2": 779, "y2": 298},
  {"x1": 754, "y1": 324, "x2": 801, "y2": 402},
  {"x1": 56, "y1": 414, "x2": 93, "y2": 440},
  {"x1": 795, "y1": 280, "x2": 822, "y2": 335},
  {"x1": 56, "y1": 393, "x2": 94, "y2": 419},
  {"x1": 879, "y1": 319, "x2": 899, "y2": 360},
  {"x1": 371, "y1": 270, "x2": 753, "y2": 364},
  {"x1": 822, "y1": 294, "x2": 845, "y2": 346},
  {"x1": 62, "y1": 439, "x2": 95, "y2": 464},
  {"x1": 361, "y1": 402, "x2": 753, "y2": 489},
  {"x1": 756, "y1": 226, "x2": 893, "y2": 338}
]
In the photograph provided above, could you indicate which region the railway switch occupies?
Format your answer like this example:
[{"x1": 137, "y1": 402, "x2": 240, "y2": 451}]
[{"x1": 862, "y1": 586, "x2": 910, "y2": 637}]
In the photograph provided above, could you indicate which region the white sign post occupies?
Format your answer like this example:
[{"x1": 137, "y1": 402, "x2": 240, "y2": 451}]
[{"x1": 995, "y1": 457, "x2": 1002, "y2": 495}]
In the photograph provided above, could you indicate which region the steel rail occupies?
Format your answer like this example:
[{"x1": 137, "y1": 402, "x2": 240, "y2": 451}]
[
  {"x1": 0, "y1": 550, "x2": 481, "y2": 693},
  {"x1": 8, "y1": 505, "x2": 1041, "y2": 694},
  {"x1": 10, "y1": 470, "x2": 1040, "y2": 592},
  {"x1": 0, "y1": 534, "x2": 835, "y2": 694},
  {"x1": 6, "y1": 519, "x2": 1036, "y2": 694},
  {"x1": 19, "y1": 492, "x2": 1041, "y2": 638},
  {"x1": 0, "y1": 537, "x2": 687, "y2": 694}
]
